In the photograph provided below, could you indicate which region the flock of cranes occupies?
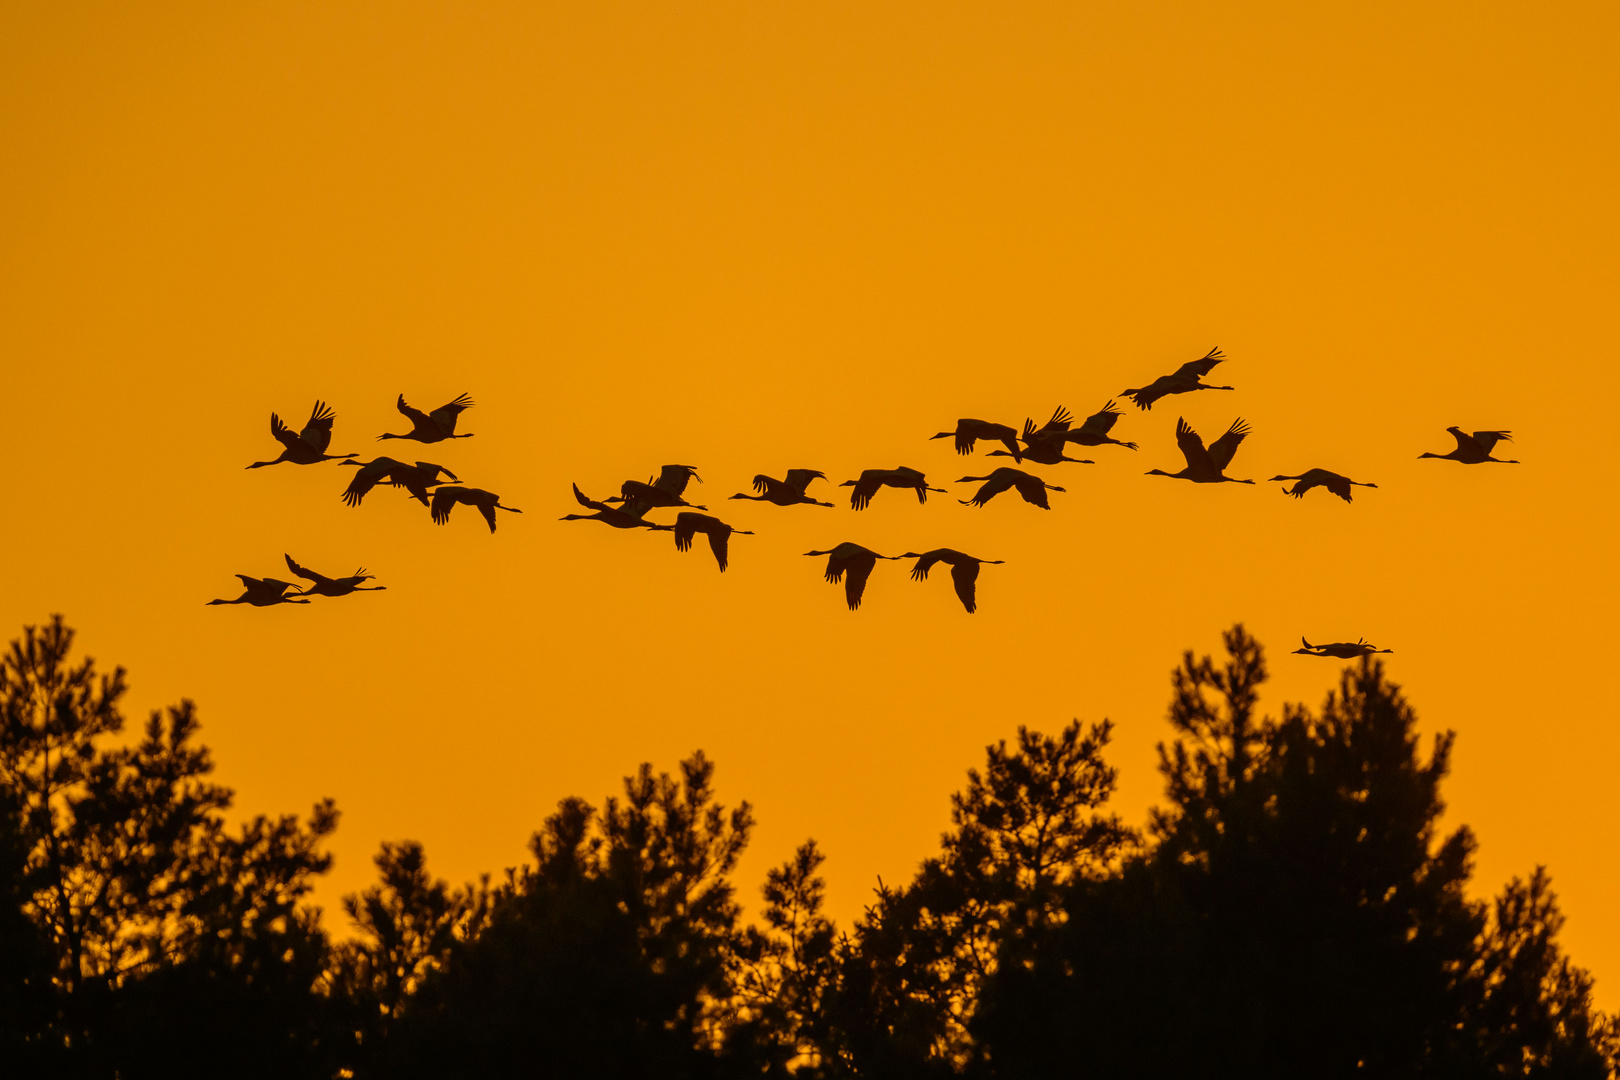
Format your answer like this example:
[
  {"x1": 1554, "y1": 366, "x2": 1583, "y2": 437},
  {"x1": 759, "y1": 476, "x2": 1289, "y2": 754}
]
[{"x1": 212, "y1": 350, "x2": 1518, "y2": 644}]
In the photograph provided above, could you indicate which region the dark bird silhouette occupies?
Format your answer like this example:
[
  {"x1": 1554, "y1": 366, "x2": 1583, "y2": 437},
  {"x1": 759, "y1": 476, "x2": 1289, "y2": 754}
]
[
  {"x1": 1121, "y1": 347, "x2": 1233, "y2": 410},
  {"x1": 205, "y1": 576, "x2": 309, "y2": 606},
  {"x1": 729, "y1": 470, "x2": 835, "y2": 507},
  {"x1": 1418, "y1": 427, "x2": 1519, "y2": 464},
  {"x1": 282, "y1": 554, "x2": 385, "y2": 597},
  {"x1": 430, "y1": 486, "x2": 522, "y2": 532},
  {"x1": 1146, "y1": 417, "x2": 1255, "y2": 484},
  {"x1": 246, "y1": 401, "x2": 356, "y2": 468},
  {"x1": 1293, "y1": 636, "x2": 1394, "y2": 658},
  {"x1": 987, "y1": 410, "x2": 1094, "y2": 466},
  {"x1": 560, "y1": 484, "x2": 666, "y2": 529},
  {"x1": 377, "y1": 393, "x2": 475, "y2": 443},
  {"x1": 604, "y1": 465, "x2": 706, "y2": 512},
  {"x1": 803, "y1": 543, "x2": 899, "y2": 610},
  {"x1": 930, "y1": 419, "x2": 1023, "y2": 460},
  {"x1": 1064, "y1": 401, "x2": 1139, "y2": 450},
  {"x1": 1268, "y1": 468, "x2": 1378, "y2": 503},
  {"x1": 898, "y1": 549, "x2": 1004, "y2": 613},
  {"x1": 666, "y1": 512, "x2": 753, "y2": 572},
  {"x1": 386, "y1": 460, "x2": 460, "y2": 505},
  {"x1": 957, "y1": 467, "x2": 1066, "y2": 509},
  {"x1": 338, "y1": 457, "x2": 412, "y2": 507},
  {"x1": 840, "y1": 467, "x2": 947, "y2": 510}
]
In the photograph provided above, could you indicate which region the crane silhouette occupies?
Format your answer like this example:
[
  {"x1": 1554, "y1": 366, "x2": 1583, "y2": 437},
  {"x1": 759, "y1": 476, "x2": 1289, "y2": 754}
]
[
  {"x1": 377, "y1": 393, "x2": 475, "y2": 443},
  {"x1": 603, "y1": 465, "x2": 706, "y2": 511},
  {"x1": 1293, "y1": 637, "x2": 1394, "y2": 658},
  {"x1": 957, "y1": 467, "x2": 1066, "y2": 509},
  {"x1": 246, "y1": 401, "x2": 356, "y2": 468},
  {"x1": 340, "y1": 458, "x2": 460, "y2": 507},
  {"x1": 803, "y1": 543, "x2": 899, "y2": 610},
  {"x1": 430, "y1": 486, "x2": 522, "y2": 532},
  {"x1": 1063, "y1": 401, "x2": 1139, "y2": 450},
  {"x1": 560, "y1": 484, "x2": 666, "y2": 529},
  {"x1": 897, "y1": 549, "x2": 1004, "y2": 613},
  {"x1": 987, "y1": 410, "x2": 1094, "y2": 466},
  {"x1": 1121, "y1": 347, "x2": 1233, "y2": 410},
  {"x1": 283, "y1": 554, "x2": 385, "y2": 597},
  {"x1": 930, "y1": 419, "x2": 1023, "y2": 460},
  {"x1": 1419, "y1": 427, "x2": 1519, "y2": 464},
  {"x1": 206, "y1": 576, "x2": 309, "y2": 606},
  {"x1": 840, "y1": 467, "x2": 947, "y2": 510},
  {"x1": 662, "y1": 512, "x2": 754, "y2": 572},
  {"x1": 1147, "y1": 417, "x2": 1255, "y2": 484},
  {"x1": 729, "y1": 470, "x2": 835, "y2": 507},
  {"x1": 1268, "y1": 468, "x2": 1378, "y2": 503}
]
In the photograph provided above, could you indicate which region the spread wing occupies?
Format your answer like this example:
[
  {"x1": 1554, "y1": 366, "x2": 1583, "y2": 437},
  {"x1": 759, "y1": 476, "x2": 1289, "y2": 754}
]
[
  {"x1": 1175, "y1": 418, "x2": 1215, "y2": 472},
  {"x1": 1012, "y1": 471, "x2": 1053, "y2": 508},
  {"x1": 1077, "y1": 401, "x2": 1122, "y2": 438},
  {"x1": 429, "y1": 394, "x2": 474, "y2": 432},
  {"x1": 963, "y1": 471, "x2": 1015, "y2": 507},
  {"x1": 571, "y1": 483, "x2": 612, "y2": 513},
  {"x1": 299, "y1": 401, "x2": 336, "y2": 451},
  {"x1": 342, "y1": 461, "x2": 393, "y2": 507},
  {"x1": 430, "y1": 487, "x2": 461, "y2": 525},
  {"x1": 949, "y1": 560, "x2": 980, "y2": 614},
  {"x1": 396, "y1": 394, "x2": 433, "y2": 429},
  {"x1": 909, "y1": 549, "x2": 946, "y2": 580},
  {"x1": 415, "y1": 461, "x2": 458, "y2": 482},
  {"x1": 283, "y1": 553, "x2": 331, "y2": 585},
  {"x1": 845, "y1": 557, "x2": 876, "y2": 610},
  {"x1": 706, "y1": 526, "x2": 731, "y2": 571},
  {"x1": 655, "y1": 464, "x2": 700, "y2": 496},
  {"x1": 269, "y1": 413, "x2": 302, "y2": 452},
  {"x1": 476, "y1": 500, "x2": 498, "y2": 532},
  {"x1": 784, "y1": 469, "x2": 825, "y2": 493},
  {"x1": 235, "y1": 574, "x2": 263, "y2": 587},
  {"x1": 1171, "y1": 347, "x2": 1225, "y2": 380},
  {"x1": 849, "y1": 472, "x2": 881, "y2": 511},
  {"x1": 1207, "y1": 418, "x2": 1251, "y2": 470},
  {"x1": 673, "y1": 512, "x2": 699, "y2": 552},
  {"x1": 1471, "y1": 430, "x2": 1512, "y2": 452},
  {"x1": 1035, "y1": 406, "x2": 1073, "y2": 438}
]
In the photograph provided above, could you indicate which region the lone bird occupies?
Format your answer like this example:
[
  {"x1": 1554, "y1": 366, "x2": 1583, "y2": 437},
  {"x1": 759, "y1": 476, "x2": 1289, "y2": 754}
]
[
  {"x1": 803, "y1": 543, "x2": 899, "y2": 610},
  {"x1": 1268, "y1": 468, "x2": 1378, "y2": 503},
  {"x1": 1121, "y1": 347, "x2": 1233, "y2": 410},
  {"x1": 957, "y1": 467, "x2": 1066, "y2": 509},
  {"x1": 898, "y1": 549, "x2": 1003, "y2": 613},
  {"x1": 283, "y1": 554, "x2": 386, "y2": 598},
  {"x1": 840, "y1": 467, "x2": 947, "y2": 511},
  {"x1": 560, "y1": 484, "x2": 666, "y2": 529},
  {"x1": 1146, "y1": 417, "x2": 1255, "y2": 485},
  {"x1": 666, "y1": 512, "x2": 753, "y2": 572},
  {"x1": 1294, "y1": 637, "x2": 1394, "y2": 659},
  {"x1": 930, "y1": 419, "x2": 1023, "y2": 460},
  {"x1": 206, "y1": 575, "x2": 309, "y2": 606},
  {"x1": 988, "y1": 411, "x2": 1093, "y2": 466},
  {"x1": 246, "y1": 401, "x2": 356, "y2": 468},
  {"x1": 729, "y1": 470, "x2": 835, "y2": 507},
  {"x1": 1419, "y1": 427, "x2": 1519, "y2": 464},
  {"x1": 377, "y1": 393, "x2": 475, "y2": 443},
  {"x1": 430, "y1": 486, "x2": 522, "y2": 533},
  {"x1": 605, "y1": 465, "x2": 706, "y2": 513},
  {"x1": 1064, "y1": 401, "x2": 1139, "y2": 450}
]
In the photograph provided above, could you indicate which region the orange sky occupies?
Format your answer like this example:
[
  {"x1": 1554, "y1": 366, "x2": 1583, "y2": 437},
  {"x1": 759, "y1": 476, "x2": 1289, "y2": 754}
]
[{"x1": 4, "y1": 0, "x2": 1618, "y2": 1004}]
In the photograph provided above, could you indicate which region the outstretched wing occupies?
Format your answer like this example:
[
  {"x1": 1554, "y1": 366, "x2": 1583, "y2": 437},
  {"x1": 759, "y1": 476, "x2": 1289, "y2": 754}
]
[
  {"x1": 845, "y1": 558, "x2": 875, "y2": 610},
  {"x1": 1471, "y1": 430, "x2": 1512, "y2": 452},
  {"x1": 342, "y1": 462, "x2": 390, "y2": 507},
  {"x1": 1077, "y1": 401, "x2": 1122, "y2": 438},
  {"x1": 706, "y1": 527, "x2": 731, "y2": 572},
  {"x1": 476, "y1": 500, "x2": 498, "y2": 532},
  {"x1": 849, "y1": 472, "x2": 880, "y2": 511},
  {"x1": 784, "y1": 469, "x2": 825, "y2": 493},
  {"x1": 949, "y1": 560, "x2": 980, "y2": 613},
  {"x1": 655, "y1": 464, "x2": 700, "y2": 496},
  {"x1": 1012, "y1": 471, "x2": 1054, "y2": 508},
  {"x1": 963, "y1": 471, "x2": 1015, "y2": 507},
  {"x1": 1207, "y1": 418, "x2": 1251, "y2": 470},
  {"x1": 415, "y1": 461, "x2": 458, "y2": 482},
  {"x1": 283, "y1": 553, "x2": 331, "y2": 585},
  {"x1": 235, "y1": 574, "x2": 263, "y2": 587},
  {"x1": 431, "y1": 487, "x2": 460, "y2": 525},
  {"x1": 909, "y1": 549, "x2": 945, "y2": 580},
  {"x1": 1171, "y1": 346, "x2": 1225, "y2": 380},
  {"x1": 396, "y1": 394, "x2": 432, "y2": 428},
  {"x1": 269, "y1": 412, "x2": 302, "y2": 452},
  {"x1": 1175, "y1": 418, "x2": 1215, "y2": 472},
  {"x1": 673, "y1": 512, "x2": 699, "y2": 552},
  {"x1": 299, "y1": 401, "x2": 336, "y2": 452},
  {"x1": 429, "y1": 394, "x2": 474, "y2": 433}
]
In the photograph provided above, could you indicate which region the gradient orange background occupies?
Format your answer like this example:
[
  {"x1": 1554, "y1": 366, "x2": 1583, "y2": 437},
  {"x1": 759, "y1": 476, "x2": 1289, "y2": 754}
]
[{"x1": 4, "y1": 1, "x2": 1617, "y2": 1003}]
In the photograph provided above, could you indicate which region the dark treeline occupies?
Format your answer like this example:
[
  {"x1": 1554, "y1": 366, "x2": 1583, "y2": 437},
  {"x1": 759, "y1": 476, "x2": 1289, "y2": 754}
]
[{"x1": 2, "y1": 617, "x2": 1614, "y2": 1078}]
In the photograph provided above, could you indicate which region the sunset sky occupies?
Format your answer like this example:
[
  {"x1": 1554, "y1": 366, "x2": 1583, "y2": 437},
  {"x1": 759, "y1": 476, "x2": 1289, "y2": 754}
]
[{"x1": 4, "y1": 1, "x2": 1617, "y2": 1004}]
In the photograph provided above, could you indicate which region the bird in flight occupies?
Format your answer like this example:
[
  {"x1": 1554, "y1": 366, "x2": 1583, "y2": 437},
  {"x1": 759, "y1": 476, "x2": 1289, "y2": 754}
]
[
  {"x1": 430, "y1": 486, "x2": 523, "y2": 532},
  {"x1": 930, "y1": 419, "x2": 1023, "y2": 460},
  {"x1": 898, "y1": 549, "x2": 1004, "y2": 613},
  {"x1": 1268, "y1": 468, "x2": 1378, "y2": 503},
  {"x1": 246, "y1": 401, "x2": 356, "y2": 469},
  {"x1": 957, "y1": 467, "x2": 1066, "y2": 509},
  {"x1": 1120, "y1": 347, "x2": 1234, "y2": 410},
  {"x1": 1063, "y1": 401, "x2": 1139, "y2": 451},
  {"x1": 1293, "y1": 637, "x2": 1394, "y2": 658},
  {"x1": 803, "y1": 543, "x2": 899, "y2": 610},
  {"x1": 206, "y1": 575, "x2": 309, "y2": 606},
  {"x1": 339, "y1": 458, "x2": 459, "y2": 507},
  {"x1": 840, "y1": 467, "x2": 947, "y2": 510},
  {"x1": 561, "y1": 484, "x2": 667, "y2": 529},
  {"x1": 1146, "y1": 417, "x2": 1255, "y2": 484},
  {"x1": 989, "y1": 410, "x2": 1093, "y2": 466},
  {"x1": 377, "y1": 393, "x2": 475, "y2": 443},
  {"x1": 1418, "y1": 427, "x2": 1519, "y2": 464},
  {"x1": 662, "y1": 512, "x2": 754, "y2": 572},
  {"x1": 282, "y1": 554, "x2": 386, "y2": 597},
  {"x1": 729, "y1": 470, "x2": 835, "y2": 507},
  {"x1": 604, "y1": 465, "x2": 706, "y2": 512}
]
